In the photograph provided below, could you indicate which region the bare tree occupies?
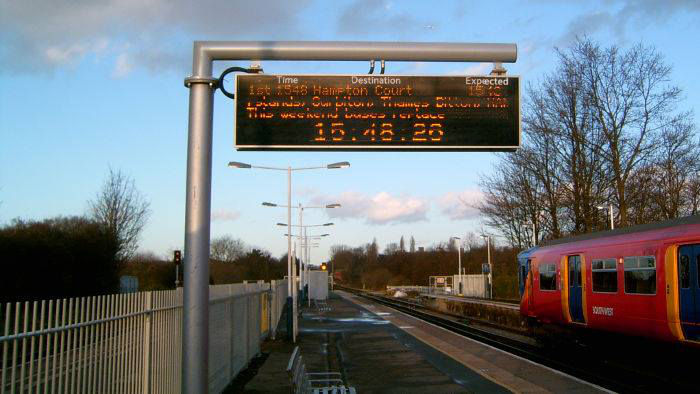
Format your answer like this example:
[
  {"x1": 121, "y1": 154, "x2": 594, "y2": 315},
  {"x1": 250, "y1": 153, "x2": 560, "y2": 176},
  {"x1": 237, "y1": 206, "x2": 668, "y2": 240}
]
[
  {"x1": 580, "y1": 40, "x2": 685, "y2": 226},
  {"x1": 210, "y1": 236, "x2": 247, "y2": 263},
  {"x1": 88, "y1": 168, "x2": 150, "y2": 261},
  {"x1": 479, "y1": 37, "x2": 695, "y2": 247}
]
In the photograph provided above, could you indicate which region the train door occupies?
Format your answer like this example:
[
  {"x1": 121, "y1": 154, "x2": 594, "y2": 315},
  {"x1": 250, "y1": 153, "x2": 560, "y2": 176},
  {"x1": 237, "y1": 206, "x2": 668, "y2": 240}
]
[
  {"x1": 568, "y1": 255, "x2": 585, "y2": 323},
  {"x1": 678, "y1": 244, "x2": 700, "y2": 340}
]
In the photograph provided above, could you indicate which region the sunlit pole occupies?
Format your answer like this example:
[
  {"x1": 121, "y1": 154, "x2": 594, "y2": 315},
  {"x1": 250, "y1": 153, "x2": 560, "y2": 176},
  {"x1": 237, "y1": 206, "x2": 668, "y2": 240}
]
[
  {"x1": 283, "y1": 232, "x2": 326, "y2": 305},
  {"x1": 298, "y1": 204, "x2": 303, "y2": 303},
  {"x1": 229, "y1": 161, "x2": 348, "y2": 342},
  {"x1": 522, "y1": 222, "x2": 535, "y2": 248},
  {"x1": 287, "y1": 166, "x2": 292, "y2": 339},
  {"x1": 481, "y1": 234, "x2": 492, "y2": 299},
  {"x1": 277, "y1": 220, "x2": 333, "y2": 337},
  {"x1": 597, "y1": 204, "x2": 614, "y2": 230},
  {"x1": 264, "y1": 202, "x2": 340, "y2": 306},
  {"x1": 450, "y1": 237, "x2": 462, "y2": 295}
]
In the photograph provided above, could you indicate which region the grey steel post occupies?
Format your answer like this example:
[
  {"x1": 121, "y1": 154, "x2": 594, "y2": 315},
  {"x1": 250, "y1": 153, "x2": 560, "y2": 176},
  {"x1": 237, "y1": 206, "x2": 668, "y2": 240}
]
[
  {"x1": 182, "y1": 74, "x2": 216, "y2": 394},
  {"x1": 487, "y1": 236, "x2": 492, "y2": 299},
  {"x1": 287, "y1": 167, "x2": 293, "y2": 341},
  {"x1": 298, "y1": 204, "x2": 304, "y2": 303},
  {"x1": 457, "y1": 243, "x2": 462, "y2": 295}
]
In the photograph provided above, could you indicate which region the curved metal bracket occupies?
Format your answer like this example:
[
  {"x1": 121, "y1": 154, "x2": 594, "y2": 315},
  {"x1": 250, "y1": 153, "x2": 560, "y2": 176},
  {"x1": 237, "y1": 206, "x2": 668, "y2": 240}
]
[
  {"x1": 380, "y1": 60, "x2": 385, "y2": 74},
  {"x1": 217, "y1": 66, "x2": 264, "y2": 99},
  {"x1": 368, "y1": 59, "x2": 375, "y2": 74},
  {"x1": 184, "y1": 76, "x2": 218, "y2": 89}
]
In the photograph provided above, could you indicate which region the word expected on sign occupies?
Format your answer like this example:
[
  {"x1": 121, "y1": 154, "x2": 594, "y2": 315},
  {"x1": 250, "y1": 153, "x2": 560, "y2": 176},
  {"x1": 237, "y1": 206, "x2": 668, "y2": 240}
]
[{"x1": 234, "y1": 75, "x2": 520, "y2": 151}]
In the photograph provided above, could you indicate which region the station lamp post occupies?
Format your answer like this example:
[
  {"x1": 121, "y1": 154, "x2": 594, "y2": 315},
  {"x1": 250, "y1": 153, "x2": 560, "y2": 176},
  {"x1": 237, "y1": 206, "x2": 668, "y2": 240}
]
[
  {"x1": 282, "y1": 231, "x2": 330, "y2": 303},
  {"x1": 522, "y1": 222, "x2": 536, "y2": 248},
  {"x1": 228, "y1": 161, "x2": 348, "y2": 342},
  {"x1": 264, "y1": 202, "x2": 339, "y2": 301},
  {"x1": 450, "y1": 237, "x2": 462, "y2": 296},
  {"x1": 597, "y1": 204, "x2": 614, "y2": 230},
  {"x1": 481, "y1": 234, "x2": 492, "y2": 299},
  {"x1": 276, "y1": 221, "x2": 333, "y2": 341}
]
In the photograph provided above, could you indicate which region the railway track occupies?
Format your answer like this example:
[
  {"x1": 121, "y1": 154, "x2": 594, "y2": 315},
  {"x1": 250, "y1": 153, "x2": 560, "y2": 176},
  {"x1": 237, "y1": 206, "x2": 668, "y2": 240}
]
[{"x1": 337, "y1": 285, "x2": 697, "y2": 394}]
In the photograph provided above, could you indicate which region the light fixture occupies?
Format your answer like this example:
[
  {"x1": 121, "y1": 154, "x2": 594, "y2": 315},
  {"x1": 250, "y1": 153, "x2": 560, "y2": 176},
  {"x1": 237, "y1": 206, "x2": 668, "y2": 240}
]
[{"x1": 228, "y1": 161, "x2": 251, "y2": 168}]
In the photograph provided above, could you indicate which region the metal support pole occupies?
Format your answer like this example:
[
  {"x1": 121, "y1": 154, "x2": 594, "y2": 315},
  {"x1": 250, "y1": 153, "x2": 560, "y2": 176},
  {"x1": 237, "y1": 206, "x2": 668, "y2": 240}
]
[
  {"x1": 182, "y1": 76, "x2": 216, "y2": 394},
  {"x1": 457, "y1": 245, "x2": 462, "y2": 295},
  {"x1": 292, "y1": 245, "x2": 297, "y2": 342},
  {"x1": 299, "y1": 205, "x2": 304, "y2": 304},
  {"x1": 305, "y1": 228, "x2": 309, "y2": 291},
  {"x1": 487, "y1": 236, "x2": 492, "y2": 299},
  {"x1": 287, "y1": 167, "x2": 293, "y2": 341},
  {"x1": 609, "y1": 204, "x2": 614, "y2": 230},
  {"x1": 306, "y1": 227, "x2": 311, "y2": 307}
]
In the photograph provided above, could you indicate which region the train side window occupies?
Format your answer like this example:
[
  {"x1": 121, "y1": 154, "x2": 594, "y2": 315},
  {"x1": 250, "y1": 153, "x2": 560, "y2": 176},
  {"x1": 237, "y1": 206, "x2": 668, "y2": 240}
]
[
  {"x1": 539, "y1": 263, "x2": 557, "y2": 291},
  {"x1": 624, "y1": 256, "x2": 656, "y2": 295},
  {"x1": 592, "y1": 258, "x2": 617, "y2": 293},
  {"x1": 680, "y1": 255, "x2": 690, "y2": 289}
]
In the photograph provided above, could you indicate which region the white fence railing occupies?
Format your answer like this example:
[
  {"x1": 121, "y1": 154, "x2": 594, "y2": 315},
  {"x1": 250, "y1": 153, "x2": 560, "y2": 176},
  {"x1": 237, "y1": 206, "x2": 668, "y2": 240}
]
[{"x1": 0, "y1": 279, "x2": 287, "y2": 394}]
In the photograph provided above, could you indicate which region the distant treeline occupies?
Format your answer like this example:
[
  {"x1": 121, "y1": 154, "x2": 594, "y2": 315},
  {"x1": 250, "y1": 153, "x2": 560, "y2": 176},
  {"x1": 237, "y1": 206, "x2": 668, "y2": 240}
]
[
  {"x1": 0, "y1": 219, "x2": 286, "y2": 303},
  {"x1": 0, "y1": 217, "x2": 121, "y2": 303},
  {"x1": 330, "y1": 236, "x2": 519, "y2": 300}
]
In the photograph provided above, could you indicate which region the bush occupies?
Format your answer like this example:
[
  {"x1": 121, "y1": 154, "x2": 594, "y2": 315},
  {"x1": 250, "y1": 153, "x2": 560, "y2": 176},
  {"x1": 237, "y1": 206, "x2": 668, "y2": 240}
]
[
  {"x1": 120, "y1": 253, "x2": 175, "y2": 291},
  {"x1": 0, "y1": 217, "x2": 119, "y2": 303}
]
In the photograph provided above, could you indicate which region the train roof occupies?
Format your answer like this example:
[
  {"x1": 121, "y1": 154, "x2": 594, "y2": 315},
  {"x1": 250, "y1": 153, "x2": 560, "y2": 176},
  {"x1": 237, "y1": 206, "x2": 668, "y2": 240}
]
[
  {"x1": 517, "y1": 246, "x2": 539, "y2": 259},
  {"x1": 540, "y1": 215, "x2": 700, "y2": 248}
]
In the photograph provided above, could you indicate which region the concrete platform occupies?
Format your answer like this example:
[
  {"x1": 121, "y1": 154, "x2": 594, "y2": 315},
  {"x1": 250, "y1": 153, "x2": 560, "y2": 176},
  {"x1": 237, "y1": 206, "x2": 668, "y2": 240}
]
[
  {"x1": 243, "y1": 291, "x2": 607, "y2": 393},
  {"x1": 419, "y1": 293, "x2": 520, "y2": 310},
  {"x1": 418, "y1": 292, "x2": 524, "y2": 331}
]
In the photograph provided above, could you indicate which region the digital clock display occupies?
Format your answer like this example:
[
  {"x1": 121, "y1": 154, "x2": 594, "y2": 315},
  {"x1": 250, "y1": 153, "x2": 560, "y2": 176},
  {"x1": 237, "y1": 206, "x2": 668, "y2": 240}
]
[{"x1": 234, "y1": 74, "x2": 520, "y2": 151}]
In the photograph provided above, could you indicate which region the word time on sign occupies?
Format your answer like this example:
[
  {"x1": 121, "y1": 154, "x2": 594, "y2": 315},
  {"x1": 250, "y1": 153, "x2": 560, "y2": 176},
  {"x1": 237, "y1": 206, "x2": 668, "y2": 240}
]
[{"x1": 234, "y1": 74, "x2": 520, "y2": 151}]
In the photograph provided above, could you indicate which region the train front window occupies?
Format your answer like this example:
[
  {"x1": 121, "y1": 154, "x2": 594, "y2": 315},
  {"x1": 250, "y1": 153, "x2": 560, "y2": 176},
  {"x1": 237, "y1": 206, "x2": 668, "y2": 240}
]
[
  {"x1": 592, "y1": 258, "x2": 617, "y2": 293},
  {"x1": 680, "y1": 255, "x2": 690, "y2": 289},
  {"x1": 539, "y1": 263, "x2": 557, "y2": 291},
  {"x1": 624, "y1": 256, "x2": 656, "y2": 295}
]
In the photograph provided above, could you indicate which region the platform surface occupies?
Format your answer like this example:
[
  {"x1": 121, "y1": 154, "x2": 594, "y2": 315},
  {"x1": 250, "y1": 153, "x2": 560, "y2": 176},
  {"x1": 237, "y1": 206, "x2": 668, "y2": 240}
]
[{"x1": 243, "y1": 291, "x2": 607, "y2": 393}]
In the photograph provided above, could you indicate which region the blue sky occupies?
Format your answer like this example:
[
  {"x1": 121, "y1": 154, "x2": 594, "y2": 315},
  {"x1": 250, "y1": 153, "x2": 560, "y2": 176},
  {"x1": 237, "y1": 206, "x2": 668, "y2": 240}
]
[{"x1": 1, "y1": 0, "x2": 699, "y2": 264}]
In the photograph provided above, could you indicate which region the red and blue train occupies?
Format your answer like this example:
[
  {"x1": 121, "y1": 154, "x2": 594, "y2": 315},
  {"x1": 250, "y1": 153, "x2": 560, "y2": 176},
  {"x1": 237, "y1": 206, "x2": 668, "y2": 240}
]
[{"x1": 518, "y1": 215, "x2": 700, "y2": 344}]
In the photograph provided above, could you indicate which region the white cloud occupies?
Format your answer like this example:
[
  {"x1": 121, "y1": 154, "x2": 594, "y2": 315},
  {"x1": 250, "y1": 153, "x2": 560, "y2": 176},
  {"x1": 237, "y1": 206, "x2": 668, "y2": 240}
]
[
  {"x1": 0, "y1": 0, "x2": 312, "y2": 74},
  {"x1": 317, "y1": 191, "x2": 429, "y2": 225},
  {"x1": 447, "y1": 63, "x2": 492, "y2": 76},
  {"x1": 212, "y1": 209, "x2": 240, "y2": 222},
  {"x1": 337, "y1": 0, "x2": 436, "y2": 37},
  {"x1": 438, "y1": 190, "x2": 483, "y2": 220},
  {"x1": 112, "y1": 53, "x2": 134, "y2": 78}
]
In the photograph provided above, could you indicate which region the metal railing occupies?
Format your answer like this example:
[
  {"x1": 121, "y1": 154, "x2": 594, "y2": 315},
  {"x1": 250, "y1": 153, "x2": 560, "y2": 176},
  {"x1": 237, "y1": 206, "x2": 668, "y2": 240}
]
[{"x1": 0, "y1": 279, "x2": 287, "y2": 394}]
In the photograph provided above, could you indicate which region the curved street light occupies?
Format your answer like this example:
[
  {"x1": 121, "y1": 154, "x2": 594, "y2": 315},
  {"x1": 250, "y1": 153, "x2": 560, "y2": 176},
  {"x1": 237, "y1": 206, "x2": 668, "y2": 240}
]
[{"x1": 229, "y1": 160, "x2": 348, "y2": 343}]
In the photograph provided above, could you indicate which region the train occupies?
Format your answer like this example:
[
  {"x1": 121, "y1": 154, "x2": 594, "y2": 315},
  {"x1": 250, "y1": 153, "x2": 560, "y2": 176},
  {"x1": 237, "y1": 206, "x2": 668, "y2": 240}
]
[{"x1": 518, "y1": 215, "x2": 700, "y2": 344}]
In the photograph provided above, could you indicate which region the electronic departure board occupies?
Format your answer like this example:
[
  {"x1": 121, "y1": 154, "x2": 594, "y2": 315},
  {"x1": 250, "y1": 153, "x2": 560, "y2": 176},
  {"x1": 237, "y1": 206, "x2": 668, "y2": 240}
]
[{"x1": 234, "y1": 74, "x2": 520, "y2": 151}]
